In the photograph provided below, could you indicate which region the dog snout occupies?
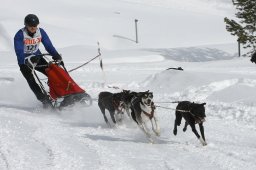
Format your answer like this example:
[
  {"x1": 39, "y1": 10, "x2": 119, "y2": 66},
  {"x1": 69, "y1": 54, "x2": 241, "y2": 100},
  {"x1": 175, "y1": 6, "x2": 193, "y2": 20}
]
[{"x1": 147, "y1": 99, "x2": 152, "y2": 104}]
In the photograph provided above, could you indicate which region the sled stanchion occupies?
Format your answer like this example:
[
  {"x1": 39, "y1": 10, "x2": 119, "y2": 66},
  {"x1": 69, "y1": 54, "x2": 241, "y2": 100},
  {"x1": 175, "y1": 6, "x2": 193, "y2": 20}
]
[
  {"x1": 27, "y1": 56, "x2": 48, "y2": 97},
  {"x1": 60, "y1": 61, "x2": 68, "y2": 73},
  {"x1": 33, "y1": 70, "x2": 48, "y2": 97}
]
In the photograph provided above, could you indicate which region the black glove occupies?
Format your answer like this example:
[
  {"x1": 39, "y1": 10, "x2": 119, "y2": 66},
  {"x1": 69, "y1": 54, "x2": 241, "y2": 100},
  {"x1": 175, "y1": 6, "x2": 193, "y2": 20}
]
[
  {"x1": 52, "y1": 54, "x2": 62, "y2": 61},
  {"x1": 30, "y1": 56, "x2": 40, "y2": 64},
  {"x1": 251, "y1": 52, "x2": 256, "y2": 63},
  {"x1": 25, "y1": 56, "x2": 40, "y2": 66}
]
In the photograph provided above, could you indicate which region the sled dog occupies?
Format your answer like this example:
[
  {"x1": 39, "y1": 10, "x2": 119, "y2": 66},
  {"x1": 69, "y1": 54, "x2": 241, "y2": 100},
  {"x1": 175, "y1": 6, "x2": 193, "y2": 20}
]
[
  {"x1": 98, "y1": 91, "x2": 126, "y2": 126},
  {"x1": 130, "y1": 90, "x2": 160, "y2": 142},
  {"x1": 173, "y1": 101, "x2": 207, "y2": 146},
  {"x1": 121, "y1": 90, "x2": 138, "y2": 118}
]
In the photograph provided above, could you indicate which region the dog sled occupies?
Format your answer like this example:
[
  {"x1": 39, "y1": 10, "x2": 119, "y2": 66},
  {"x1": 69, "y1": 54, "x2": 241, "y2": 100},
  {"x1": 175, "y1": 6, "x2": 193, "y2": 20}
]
[{"x1": 27, "y1": 54, "x2": 93, "y2": 109}]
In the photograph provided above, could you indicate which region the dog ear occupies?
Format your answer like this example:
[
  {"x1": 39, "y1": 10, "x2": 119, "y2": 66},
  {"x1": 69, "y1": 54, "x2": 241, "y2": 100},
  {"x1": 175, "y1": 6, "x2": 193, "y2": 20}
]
[
  {"x1": 201, "y1": 103, "x2": 206, "y2": 106},
  {"x1": 123, "y1": 89, "x2": 129, "y2": 93}
]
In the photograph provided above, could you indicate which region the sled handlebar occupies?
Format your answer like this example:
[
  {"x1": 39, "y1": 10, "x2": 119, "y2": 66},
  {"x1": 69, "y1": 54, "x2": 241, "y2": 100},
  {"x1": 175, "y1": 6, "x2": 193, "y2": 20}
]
[
  {"x1": 26, "y1": 53, "x2": 65, "y2": 70},
  {"x1": 27, "y1": 53, "x2": 63, "y2": 62},
  {"x1": 33, "y1": 53, "x2": 51, "y2": 57}
]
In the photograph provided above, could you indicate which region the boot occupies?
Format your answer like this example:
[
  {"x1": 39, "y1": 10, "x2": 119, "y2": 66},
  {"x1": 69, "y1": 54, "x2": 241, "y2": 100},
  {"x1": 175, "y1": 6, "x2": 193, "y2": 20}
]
[{"x1": 41, "y1": 97, "x2": 53, "y2": 109}]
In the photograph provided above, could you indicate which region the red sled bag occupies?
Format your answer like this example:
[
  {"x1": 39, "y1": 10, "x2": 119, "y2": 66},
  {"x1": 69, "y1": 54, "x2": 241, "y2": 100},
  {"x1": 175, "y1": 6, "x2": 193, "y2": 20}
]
[{"x1": 45, "y1": 63, "x2": 85, "y2": 100}]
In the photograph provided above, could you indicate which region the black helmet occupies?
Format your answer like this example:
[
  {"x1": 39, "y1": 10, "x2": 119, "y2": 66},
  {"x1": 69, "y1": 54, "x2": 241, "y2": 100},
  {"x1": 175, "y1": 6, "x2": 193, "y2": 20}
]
[{"x1": 24, "y1": 14, "x2": 39, "y2": 27}]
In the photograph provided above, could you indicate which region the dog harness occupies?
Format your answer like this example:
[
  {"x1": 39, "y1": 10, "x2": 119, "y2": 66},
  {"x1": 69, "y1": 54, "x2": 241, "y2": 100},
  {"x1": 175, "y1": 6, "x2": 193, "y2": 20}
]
[
  {"x1": 112, "y1": 99, "x2": 125, "y2": 112},
  {"x1": 176, "y1": 109, "x2": 205, "y2": 123},
  {"x1": 140, "y1": 101, "x2": 155, "y2": 120}
]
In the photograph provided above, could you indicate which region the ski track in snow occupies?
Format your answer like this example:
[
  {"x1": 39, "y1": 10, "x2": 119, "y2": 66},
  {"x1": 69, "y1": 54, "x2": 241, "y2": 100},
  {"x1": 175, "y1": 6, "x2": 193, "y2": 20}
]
[
  {"x1": 76, "y1": 128, "x2": 135, "y2": 170},
  {"x1": 0, "y1": 108, "x2": 100, "y2": 170},
  {"x1": 0, "y1": 145, "x2": 9, "y2": 170}
]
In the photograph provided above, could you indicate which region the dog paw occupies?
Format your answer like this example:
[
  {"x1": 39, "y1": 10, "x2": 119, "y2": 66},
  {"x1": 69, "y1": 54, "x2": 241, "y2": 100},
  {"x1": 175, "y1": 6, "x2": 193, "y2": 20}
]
[
  {"x1": 107, "y1": 122, "x2": 112, "y2": 128},
  {"x1": 173, "y1": 130, "x2": 177, "y2": 135},
  {"x1": 199, "y1": 137, "x2": 207, "y2": 146},
  {"x1": 153, "y1": 129, "x2": 160, "y2": 136},
  {"x1": 202, "y1": 141, "x2": 207, "y2": 146},
  {"x1": 148, "y1": 137, "x2": 154, "y2": 144},
  {"x1": 155, "y1": 131, "x2": 160, "y2": 136}
]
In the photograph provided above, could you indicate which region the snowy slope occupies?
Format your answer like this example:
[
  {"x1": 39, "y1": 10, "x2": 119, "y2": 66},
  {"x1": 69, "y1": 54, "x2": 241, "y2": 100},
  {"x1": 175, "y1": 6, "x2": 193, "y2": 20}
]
[
  {"x1": 0, "y1": 0, "x2": 236, "y2": 50},
  {"x1": 1, "y1": 0, "x2": 256, "y2": 170}
]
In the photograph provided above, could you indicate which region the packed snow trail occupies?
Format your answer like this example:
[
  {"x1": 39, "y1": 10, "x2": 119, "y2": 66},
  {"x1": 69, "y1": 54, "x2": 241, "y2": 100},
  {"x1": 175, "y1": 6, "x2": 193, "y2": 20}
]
[
  {"x1": 0, "y1": 108, "x2": 100, "y2": 170},
  {"x1": 1, "y1": 100, "x2": 256, "y2": 170}
]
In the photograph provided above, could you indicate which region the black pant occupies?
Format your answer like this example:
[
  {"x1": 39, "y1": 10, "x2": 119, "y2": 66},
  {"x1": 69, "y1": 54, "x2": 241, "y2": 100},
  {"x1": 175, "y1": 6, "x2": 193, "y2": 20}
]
[{"x1": 19, "y1": 58, "x2": 49, "y2": 102}]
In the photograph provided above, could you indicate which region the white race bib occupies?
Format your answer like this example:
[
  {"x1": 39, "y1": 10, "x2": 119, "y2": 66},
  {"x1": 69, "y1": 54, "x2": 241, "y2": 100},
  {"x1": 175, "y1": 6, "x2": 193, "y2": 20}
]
[{"x1": 22, "y1": 28, "x2": 42, "y2": 54}]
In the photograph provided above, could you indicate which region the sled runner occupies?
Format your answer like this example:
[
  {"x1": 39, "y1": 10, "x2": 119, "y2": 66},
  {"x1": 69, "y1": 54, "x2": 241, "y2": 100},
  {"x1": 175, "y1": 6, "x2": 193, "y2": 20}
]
[{"x1": 26, "y1": 54, "x2": 92, "y2": 109}]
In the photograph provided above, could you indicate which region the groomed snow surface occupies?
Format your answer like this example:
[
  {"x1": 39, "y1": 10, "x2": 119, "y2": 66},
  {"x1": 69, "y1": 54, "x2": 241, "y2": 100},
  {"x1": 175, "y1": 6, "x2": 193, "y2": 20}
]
[{"x1": 0, "y1": 0, "x2": 256, "y2": 170}]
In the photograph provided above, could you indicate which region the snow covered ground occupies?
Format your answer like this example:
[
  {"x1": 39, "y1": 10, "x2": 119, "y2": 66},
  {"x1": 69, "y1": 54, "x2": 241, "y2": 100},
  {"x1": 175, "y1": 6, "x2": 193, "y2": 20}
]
[{"x1": 1, "y1": 0, "x2": 256, "y2": 169}]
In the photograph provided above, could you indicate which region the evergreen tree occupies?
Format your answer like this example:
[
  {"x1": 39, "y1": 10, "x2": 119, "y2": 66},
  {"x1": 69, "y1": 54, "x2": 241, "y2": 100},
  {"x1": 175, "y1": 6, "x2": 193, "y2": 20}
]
[{"x1": 224, "y1": 0, "x2": 256, "y2": 55}]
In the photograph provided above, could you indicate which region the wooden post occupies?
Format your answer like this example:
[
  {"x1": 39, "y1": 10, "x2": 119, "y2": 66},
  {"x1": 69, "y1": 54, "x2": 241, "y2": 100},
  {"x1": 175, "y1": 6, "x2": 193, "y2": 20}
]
[
  {"x1": 238, "y1": 40, "x2": 241, "y2": 57},
  {"x1": 135, "y1": 19, "x2": 138, "y2": 43}
]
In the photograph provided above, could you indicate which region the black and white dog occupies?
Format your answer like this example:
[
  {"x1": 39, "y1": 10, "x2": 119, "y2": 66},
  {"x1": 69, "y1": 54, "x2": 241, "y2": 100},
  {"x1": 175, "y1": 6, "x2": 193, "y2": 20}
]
[
  {"x1": 98, "y1": 91, "x2": 126, "y2": 126},
  {"x1": 121, "y1": 90, "x2": 137, "y2": 118},
  {"x1": 173, "y1": 101, "x2": 207, "y2": 146},
  {"x1": 130, "y1": 90, "x2": 160, "y2": 142}
]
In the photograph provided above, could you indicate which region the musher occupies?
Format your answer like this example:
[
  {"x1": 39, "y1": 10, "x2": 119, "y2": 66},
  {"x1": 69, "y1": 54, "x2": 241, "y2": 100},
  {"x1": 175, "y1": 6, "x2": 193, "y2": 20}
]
[{"x1": 14, "y1": 14, "x2": 62, "y2": 108}]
